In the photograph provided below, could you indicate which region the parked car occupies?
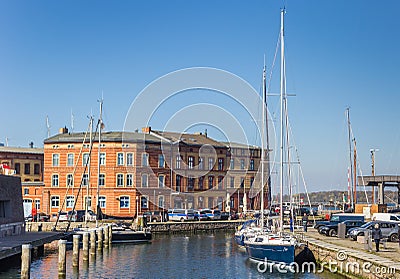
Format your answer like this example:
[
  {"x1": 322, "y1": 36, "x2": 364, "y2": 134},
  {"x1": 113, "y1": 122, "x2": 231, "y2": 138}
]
[
  {"x1": 58, "y1": 211, "x2": 68, "y2": 221},
  {"x1": 143, "y1": 211, "x2": 164, "y2": 222},
  {"x1": 319, "y1": 220, "x2": 365, "y2": 237},
  {"x1": 25, "y1": 212, "x2": 50, "y2": 222},
  {"x1": 68, "y1": 210, "x2": 96, "y2": 222},
  {"x1": 194, "y1": 210, "x2": 209, "y2": 221},
  {"x1": 212, "y1": 209, "x2": 222, "y2": 220},
  {"x1": 220, "y1": 211, "x2": 230, "y2": 220},
  {"x1": 347, "y1": 220, "x2": 399, "y2": 242},
  {"x1": 372, "y1": 213, "x2": 400, "y2": 222},
  {"x1": 314, "y1": 213, "x2": 365, "y2": 229}
]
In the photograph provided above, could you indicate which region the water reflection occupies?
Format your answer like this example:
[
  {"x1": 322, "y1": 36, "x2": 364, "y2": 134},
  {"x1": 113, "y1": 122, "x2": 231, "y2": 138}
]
[{"x1": 0, "y1": 232, "x2": 338, "y2": 279}]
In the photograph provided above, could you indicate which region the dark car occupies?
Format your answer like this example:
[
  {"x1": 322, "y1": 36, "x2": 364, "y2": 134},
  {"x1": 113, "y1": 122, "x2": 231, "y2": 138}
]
[
  {"x1": 220, "y1": 211, "x2": 230, "y2": 220},
  {"x1": 143, "y1": 211, "x2": 163, "y2": 222},
  {"x1": 319, "y1": 220, "x2": 365, "y2": 237},
  {"x1": 68, "y1": 210, "x2": 86, "y2": 222},
  {"x1": 194, "y1": 210, "x2": 209, "y2": 221},
  {"x1": 25, "y1": 212, "x2": 50, "y2": 222}
]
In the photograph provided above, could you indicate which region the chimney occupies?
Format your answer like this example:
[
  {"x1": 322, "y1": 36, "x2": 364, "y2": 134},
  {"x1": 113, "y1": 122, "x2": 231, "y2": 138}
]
[
  {"x1": 59, "y1": 126, "x2": 69, "y2": 134},
  {"x1": 141, "y1": 127, "x2": 151, "y2": 134}
]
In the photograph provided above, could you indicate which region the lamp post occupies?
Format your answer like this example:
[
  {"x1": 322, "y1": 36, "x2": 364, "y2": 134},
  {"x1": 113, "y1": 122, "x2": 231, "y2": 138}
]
[
  {"x1": 370, "y1": 148, "x2": 379, "y2": 204},
  {"x1": 136, "y1": 196, "x2": 139, "y2": 221}
]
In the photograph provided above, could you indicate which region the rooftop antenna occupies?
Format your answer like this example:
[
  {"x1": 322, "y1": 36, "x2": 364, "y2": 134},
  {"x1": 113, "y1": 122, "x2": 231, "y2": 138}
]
[{"x1": 46, "y1": 115, "x2": 51, "y2": 138}]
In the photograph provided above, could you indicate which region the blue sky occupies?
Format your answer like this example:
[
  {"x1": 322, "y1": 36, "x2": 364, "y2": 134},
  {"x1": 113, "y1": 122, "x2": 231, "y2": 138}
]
[{"x1": 1, "y1": 0, "x2": 399, "y2": 193}]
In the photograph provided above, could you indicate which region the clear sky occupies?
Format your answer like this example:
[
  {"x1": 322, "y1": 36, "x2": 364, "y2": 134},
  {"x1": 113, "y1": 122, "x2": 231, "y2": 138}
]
[{"x1": 1, "y1": 0, "x2": 400, "y2": 193}]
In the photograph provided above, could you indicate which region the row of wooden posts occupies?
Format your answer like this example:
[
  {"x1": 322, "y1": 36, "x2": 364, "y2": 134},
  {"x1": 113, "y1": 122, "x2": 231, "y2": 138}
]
[{"x1": 21, "y1": 225, "x2": 113, "y2": 279}]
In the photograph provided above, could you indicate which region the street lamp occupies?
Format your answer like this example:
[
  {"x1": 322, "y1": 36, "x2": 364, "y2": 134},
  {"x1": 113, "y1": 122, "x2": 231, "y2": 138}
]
[{"x1": 136, "y1": 196, "x2": 139, "y2": 221}]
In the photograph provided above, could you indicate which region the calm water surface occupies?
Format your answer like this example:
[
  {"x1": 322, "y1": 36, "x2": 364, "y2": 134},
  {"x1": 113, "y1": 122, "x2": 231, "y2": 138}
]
[{"x1": 1, "y1": 232, "x2": 340, "y2": 279}]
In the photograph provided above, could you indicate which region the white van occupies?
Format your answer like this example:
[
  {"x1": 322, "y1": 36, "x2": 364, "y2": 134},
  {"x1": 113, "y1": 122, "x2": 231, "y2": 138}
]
[
  {"x1": 168, "y1": 209, "x2": 195, "y2": 222},
  {"x1": 372, "y1": 213, "x2": 400, "y2": 222}
]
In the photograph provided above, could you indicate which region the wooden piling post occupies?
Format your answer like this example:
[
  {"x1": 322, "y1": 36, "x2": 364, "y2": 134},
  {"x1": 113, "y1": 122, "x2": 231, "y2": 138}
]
[
  {"x1": 58, "y1": 239, "x2": 67, "y2": 277},
  {"x1": 108, "y1": 225, "x2": 112, "y2": 244},
  {"x1": 21, "y1": 244, "x2": 32, "y2": 279},
  {"x1": 72, "y1": 234, "x2": 80, "y2": 268},
  {"x1": 90, "y1": 229, "x2": 96, "y2": 255},
  {"x1": 104, "y1": 225, "x2": 109, "y2": 248},
  {"x1": 82, "y1": 232, "x2": 89, "y2": 261},
  {"x1": 97, "y1": 228, "x2": 103, "y2": 251}
]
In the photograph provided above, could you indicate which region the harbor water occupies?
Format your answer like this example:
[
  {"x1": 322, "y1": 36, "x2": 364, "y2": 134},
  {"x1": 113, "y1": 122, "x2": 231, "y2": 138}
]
[{"x1": 1, "y1": 231, "x2": 341, "y2": 278}]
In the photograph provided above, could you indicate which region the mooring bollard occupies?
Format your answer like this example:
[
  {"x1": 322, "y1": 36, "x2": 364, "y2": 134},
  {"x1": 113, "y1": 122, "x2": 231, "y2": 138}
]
[
  {"x1": 21, "y1": 244, "x2": 32, "y2": 279},
  {"x1": 72, "y1": 234, "x2": 80, "y2": 268},
  {"x1": 104, "y1": 225, "x2": 109, "y2": 248},
  {"x1": 90, "y1": 229, "x2": 96, "y2": 255},
  {"x1": 83, "y1": 232, "x2": 89, "y2": 261},
  {"x1": 97, "y1": 228, "x2": 103, "y2": 251},
  {"x1": 58, "y1": 239, "x2": 67, "y2": 277}
]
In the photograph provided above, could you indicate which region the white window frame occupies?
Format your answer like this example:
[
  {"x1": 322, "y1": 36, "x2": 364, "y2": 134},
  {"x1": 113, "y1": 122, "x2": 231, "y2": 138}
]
[
  {"x1": 127, "y1": 153, "x2": 134, "y2": 166},
  {"x1": 117, "y1": 153, "x2": 124, "y2": 166},
  {"x1": 52, "y1": 174, "x2": 59, "y2": 187},
  {"x1": 67, "y1": 153, "x2": 74, "y2": 166},
  {"x1": 98, "y1": 173, "x2": 105, "y2": 186},
  {"x1": 142, "y1": 153, "x2": 149, "y2": 167},
  {"x1": 99, "y1": 196, "x2": 106, "y2": 208},
  {"x1": 158, "y1": 154, "x2": 165, "y2": 168},
  {"x1": 51, "y1": 196, "x2": 60, "y2": 208},
  {"x1": 158, "y1": 175, "x2": 165, "y2": 188},
  {"x1": 127, "y1": 173, "x2": 133, "y2": 187},
  {"x1": 117, "y1": 173, "x2": 124, "y2": 187},
  {"x1": 52, "y1": 154, "x2": 60, "y2": 167},
  {"x1": 66, "y1": 196, "x2": 75, "y2": 208},
  {"x1": 119, "y1": 196, "x2": 130, "y2": 208},
  {"x1": 99, "y1": 152, "x2": 106, "y2": 166},
  {"x1": 141, "y1": 174, "x2": 148, "y2": 187},
  {"x1": 66, "y1": 173, "x2": 74, "y2": 187}
]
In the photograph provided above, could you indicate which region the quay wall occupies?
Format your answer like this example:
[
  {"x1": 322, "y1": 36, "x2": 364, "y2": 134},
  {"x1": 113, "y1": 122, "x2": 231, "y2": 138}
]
[
  {"x1": 304, "y1": 237, "x2": 400, "y2": 279},
  {"x1": 148, "y1": 220, "x2": 242, "y2": 233}
]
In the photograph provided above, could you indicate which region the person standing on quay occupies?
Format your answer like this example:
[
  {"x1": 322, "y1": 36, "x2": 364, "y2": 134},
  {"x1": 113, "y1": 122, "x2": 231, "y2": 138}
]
[
  {"x1": 372, "y1": 223, "x2": 382, "y2": 252},
  {"x1": 302, "y1": 213, "x2": 308, "y2": 232}
]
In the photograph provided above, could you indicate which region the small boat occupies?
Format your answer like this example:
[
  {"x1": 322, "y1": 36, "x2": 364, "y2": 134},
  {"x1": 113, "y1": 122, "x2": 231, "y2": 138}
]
[{"x1": 111, "y1": 224, "x2": 152, "y2": 244}]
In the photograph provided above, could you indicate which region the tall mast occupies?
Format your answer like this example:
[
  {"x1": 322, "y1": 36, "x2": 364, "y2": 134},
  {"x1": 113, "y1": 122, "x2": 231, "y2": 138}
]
[
  {"x1": 279, "y1": 8, "x2": 285, "y2": 232},
  {"x1": 346, "y1": 108, "x2": 354, "y2": 210},
  {"x1": 260, "y1": 63, "x2": 266, "y2": 228},
  {"x1": 86, "y1": 116, "x2": 93, "y2": 226},
  {"x1": 96, "y1": 98, "x2": 103, "y2": 227}
]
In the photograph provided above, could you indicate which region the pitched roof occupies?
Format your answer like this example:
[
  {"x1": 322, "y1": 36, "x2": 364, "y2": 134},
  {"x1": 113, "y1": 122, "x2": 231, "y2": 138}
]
[
  {"x1": 0, "y1": 146, "x2": 44, "y2": 155},
  {"x1": 151, "y1": 130, "x2": 226, "y2": 148}
]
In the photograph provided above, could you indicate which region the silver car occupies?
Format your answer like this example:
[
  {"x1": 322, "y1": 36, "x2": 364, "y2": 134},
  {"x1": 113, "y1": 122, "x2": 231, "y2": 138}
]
[{"x1": 347, "y1": 220, "x2": 399, "y2": 242}]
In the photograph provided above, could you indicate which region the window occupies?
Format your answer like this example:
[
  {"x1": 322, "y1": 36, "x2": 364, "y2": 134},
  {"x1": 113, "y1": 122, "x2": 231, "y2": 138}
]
[
  {"x1": 34, "y1": 164, "x2": 40, "y2": 175},
  {"x1": 240, "y1": 159, "x2": 245, "y2": 170},
  {"x1": 24, "y1": 188, "x2": 29, "y2": 195},
  {"x1": 66, "y1": 196, "x2": 75, "y2": 208},
  {"x1": 141, "y1": 174, "x2": 148, "y2": 187},
  {"x1": 117, "y1": 153, "x2": 124, "y2": 166},
  {"x1": 67, "y1": 154, "x2": 74, "y2": 166},
  {"x1": 158, "y1": 196, "x2": 164, "y2": 208},
  {"x1": 99, "y1": 196, "x2": 106, "y2": 208},
  {"x1": 99, "y1": 153, "x2": 106, "y2": 165},
  {"x1": 250, "y1": 159, "x2": 255, "y2": 171},
  {"x1": 15, "y1": 163, "x2": 20, "y2": 174},
  {"x1": 158, "y1": 154, "x2": 165, "y2": 168},
  {"x1": 240, "y1": 177, "x2": 245, "y2": 188},
  {"x1": 208, "y1": 176, "x2": 214, "y2": 189},
  {"x1": 52, "y1": 154, "x2": 59, "y2": 167},
  {"x1": 176, "y1": 155, "x2": 181, "y2": 169},
  {"x1": 83, "y1": 153, "x2": 90, "y2": 166},
  {"x1": 230, "y1": 159, "x2": 234, "y2": 170},
  {"x1": 199, "y1": 177, "x2": 204, "y2": 190},
  {"x1": 176, "y1": 175, "x2": 182, "y2": 192},
  {"x1": 209, "y1": 158, "x2": 215, "y2": 170},
  {"x1": 82, "y1": 174, "x2": 88, "y2": 186},
  {"x1": 198, "y1": 157, "x2": 204, "y2": 170},
  {"x1": 85, "y1": 196, "x2": 92, "y2": 209},
  {"x1": 24, "y1": 163, "x2": 30, "y2": 175},
  {"x1": 218, "y1": 158, "x2": 224, "y2": 170},
  {"x1": 35, "y1": 199, "x2": 40, "y2": 210},
  {"x1": 117, "y1": 174, "x2": 124, "y2": 187},
  {"x1": 127, "y1": 153, "x2": 133, "y2": 166},
  {"x1": 158, "y1": 175, "x2": 165, "y2": 188},
  {"x1": 250, "y1": 177, "x2": 254, "y2": 187},
  {"x1": 127, "y1": 174, "x2": 133, "y2": 187},
  {"x1": 98, "y1": 174, "x2": 105, "y2": 186},
  {"x1": 188, "y1": 156, "x2": 194, "y2": 169},
  {"x1": 188, "y1": 177, "x2": 195, "y2": 191},
  {"x1": 141, "y1": 196, "x2": 148, "y2": 208},
  {"x1": 230, "y1": 177, "x2": 235, "y2": 188},
  {"x1": 119, "y1": 196, "x2": 130, "y2": 208},
  {"x1": 142, "y1": 153, "x2": 148, "y2": 167},
  {"x1": 52, "y1": 174, "x2": 59, "y2": 187},
  {"x1": 51, "y1": 196, "x2": 60, "y2": 208},
  {"x1": 218, "y1": 176, "x2": 223, "y2": 190},
  {"x1": 67, "y1": 174, "x2": 74, "y2": 187}
]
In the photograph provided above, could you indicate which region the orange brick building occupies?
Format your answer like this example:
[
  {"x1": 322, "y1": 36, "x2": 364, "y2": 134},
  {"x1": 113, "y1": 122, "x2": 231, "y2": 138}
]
[{"x1": 41, "y1": 127, "x2": 264, "y2": 218}]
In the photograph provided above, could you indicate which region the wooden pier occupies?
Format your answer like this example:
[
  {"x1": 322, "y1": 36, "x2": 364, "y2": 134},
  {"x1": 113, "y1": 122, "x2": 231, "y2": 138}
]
[{"x1": 0, "y1": 231, "x2": 64, "y2": 261}]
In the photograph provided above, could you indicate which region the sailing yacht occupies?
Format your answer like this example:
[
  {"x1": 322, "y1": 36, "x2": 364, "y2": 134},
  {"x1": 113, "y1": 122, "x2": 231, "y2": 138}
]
[{"x1": 244, "y1": 9, "x2": 313, "y2": 266}]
